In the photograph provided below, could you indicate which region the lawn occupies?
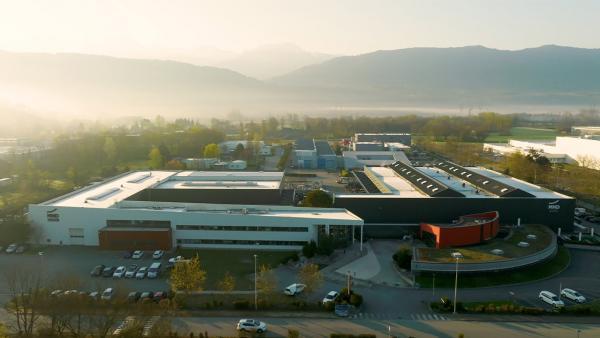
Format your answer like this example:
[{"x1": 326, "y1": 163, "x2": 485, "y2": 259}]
[
  {"x1": 416, "y1": 246, "x2": 570, "y2": 288},
  {"x1": 417, "y1": 224, "x2": 553, "y2": 263},
  {"x1": 485, "y1": 127, "x2": 559, "y2": 143},
  {"x1": 175, "y1": 248, "x2": 295, "y2": 290}
]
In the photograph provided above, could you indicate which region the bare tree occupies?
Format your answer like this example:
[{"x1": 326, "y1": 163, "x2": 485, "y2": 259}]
[{"x1": 3, "y1": 265, "x2": 44, "y2": 336}]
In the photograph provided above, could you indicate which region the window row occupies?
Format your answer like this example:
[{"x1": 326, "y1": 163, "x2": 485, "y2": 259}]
[
  {"x1": 176, "y1": 225, "x2": 308, "y2": 232},
  {"x1": 107, "y1": 220, "x2": 171, "y2": 227},
  {"x1": 176, "y1": 239, "x2": 307, "y2": 246}
]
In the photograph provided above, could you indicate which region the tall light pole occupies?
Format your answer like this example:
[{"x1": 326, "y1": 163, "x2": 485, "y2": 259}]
[
  {"x1": 453, "y1": 256, "x2": 460, "y2": 314},
  {"x1": 254, "y1": 254, "x2": 258, "y2": 311}
]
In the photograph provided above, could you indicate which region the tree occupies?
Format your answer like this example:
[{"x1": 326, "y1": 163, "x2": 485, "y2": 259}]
[
  {"x1": 256, "y1": 264, "x2": 278, "y2": 297},
  {"x1": 165, "y1": 160, "x2": 186, "y2": 170},
  {"x1": 298, "y1": 263, "x2": 323, "y2": 295},
  {"x1": 203, "y1": 143, "x2": 220, "y2": 158},
  {"x1": 0, "y1": 322, "x2": 8, "y2": 338},
  {"x1": 103, "y1": 137, "x2": 117, "y2": 163},
  {"x1": 148, "y1": 146, "x2": 164, "y2": 169},
  {"x1": 217, "y1": 271, "x2": 236, "y2": 292},
  {"x1": 302, "y1": 190, "x2": 333, "y2": 207},
  {"x1": 3, "y1": 266, "x2": 44, "y2": 336},
  {"x1": 169, "y1": 255, "x2": 207, "y2": 293}
]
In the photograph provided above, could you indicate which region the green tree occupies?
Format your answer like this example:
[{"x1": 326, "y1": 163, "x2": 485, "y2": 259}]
[
  {"x1": 102, "y1": 137, "x2": 117, "y2": 163},
  {"x1": 169, "y1": 255, "x2": 206, "y2": 293},
  {"x1": 298, "y1": 263, "x2": 323, "y2": 295},
  {"x1": 217, "y1": 271, "x2": 236, "y2": 292},
  {"x1": 203, "y1": 143, "x2": 220, "y2": 158},
  {"x1": 148, "y1": 146, "x2": 164, "y2": 169},
  {"x1": 164, "y1": 159, "x2": 186, "y2": 170},
  {"x1": 302, "y1": 190, "x2": 333, "y2": 207}
]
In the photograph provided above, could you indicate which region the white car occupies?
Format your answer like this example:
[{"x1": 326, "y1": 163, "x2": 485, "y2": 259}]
[
  {"x1": 101, "y1": 288, "x2": 114, "y2": 301},
  {"x1": 168, "y1": 256, "x2": 185, "y2": 263},
  {"x1": 322, "y1": 291, "x2": 339, "y2": 303},
  {"x1": 132, "y1": 250, "x2": 144, "y2": 259},
  {"x1": 236, "y1": 319, "x2": 267, "y2": 333},
  {"x1": 124, "y1": 265, "x2": 138, "y2": 278},
  {"x1": 539, "y1": 290, "x2": 564, "y2": 308},
  {"x1": 152, "y1": 250, "x2": 164, "y2": 259},
  {"x1": 113, "y1": 266, "x2": 126, "y2": 278},
  {"x1": 284, "y1": 283, "x2": 306, "y2": 296},
  {"x1": 136, "y1": 266, "x2": 148, "y2": 279},
  {"x1": 561, "y1": 288, "x2": 586, "y2": 303},
  {"x1": 5, "y1": 243, "x2": 18, "y2": 253}
]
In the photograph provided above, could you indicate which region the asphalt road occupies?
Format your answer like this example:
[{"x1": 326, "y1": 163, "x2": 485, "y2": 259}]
[{"x1": 171, "y1": 316, "x2": 600, "y2": 338}]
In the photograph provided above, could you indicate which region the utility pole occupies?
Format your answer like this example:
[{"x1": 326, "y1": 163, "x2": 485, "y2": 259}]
[
  {"x1": 347, "y1": 270, "x2": 352, "y2": 296},
  {"x1": 432, "y1": 272, "x2": 436, "y2": 299},
  {"x1": 453, "y1": 257, "x2": 460, "y2": 314},
  {"x1": 254, "y1": 254, "x2": 258, "y2": 310}
]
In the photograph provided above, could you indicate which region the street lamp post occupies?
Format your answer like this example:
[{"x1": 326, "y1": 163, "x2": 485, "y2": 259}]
[
  {"x1": 254, "y1": 254, "x2": 258, "y2": 311},
  {"x1": 453, "y1": 256, "x2": 460, "y2": 314}
]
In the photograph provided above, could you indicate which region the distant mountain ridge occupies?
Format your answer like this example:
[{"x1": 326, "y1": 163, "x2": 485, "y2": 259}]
[{"x1": 1, "y1": 45, "x2": 600, "y2": 118}]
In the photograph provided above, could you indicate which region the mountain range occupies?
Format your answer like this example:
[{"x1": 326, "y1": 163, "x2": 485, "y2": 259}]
[{"x1": 1, "y1": 45, "x2": 600, "y2": 119}]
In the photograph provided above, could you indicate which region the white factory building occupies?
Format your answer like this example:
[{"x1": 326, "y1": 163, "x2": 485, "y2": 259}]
[
  {"x1": 484, "y1": 136, "x2": 600, "y2": 170},
  {"x1": 28, "y1": 171, "x2": 363, "y2": 251}
]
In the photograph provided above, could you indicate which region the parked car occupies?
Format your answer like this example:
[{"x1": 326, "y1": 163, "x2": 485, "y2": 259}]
[
  {"x1": 539, "y1": 291, "x2": 564, "y2": 308},
  {"x1": 102, "y1": 266, "x2": 116, "y2": 277},
  {"x1": 101, "y1": 288, "x2": 114, "y2": 301},
  {"x1": 127, "y1": 291, "x2": 141, "y2": 303},
  {"x1": 561, "y1": 288, "x2": 586, "y2": 303},
  {"x1": 89, "y1": 291, "x2": 100, "y2": 300},
  {"x1": 132, "y1": 250, "x2": 144, "y2": 259},
  {"x1": 113, "y1": 266, "x2": 126, "y2": 278},
  {"x1": 5, "y1": 243, "x2": 18, "y2": 254},
  {"x1": 152, "y1": 250, "x2": 164, "y2": 259},
  {"x1": 147, "y1": 262, "x2": 161, "y2": 279},
  {"x1": 124, "y1": 265, "x2": 138, "y2": 278},
  {"x1": 140, "y1": 291, "x2": 153, "y2": 302},
  {"x1": 236, "y1": 319, "x2": 267, "y2": 333},
  {"x1": 50, "y1": 290, "x2": 64, "y2": 297},
  {"x1": 15, "y1": 245, "x2": 26, "y2": 254},
  {"x1": 152, "y1": 291, "x2": 167, "y2": 302},
  {"x1": 123, "y1": 251, "x2": 133, "y2": 259},
  {"x1": 136, "y1": 266, "x2": 148, "y2": 279},
  {"x1": 322, "y1": 291, "x2": 339, "y2": 303},
  {"x1": 284, "y1": 283, "x2": 306, "y2": 296},
  {"x1": 90, "y1": 264, "x2": 105, "y2": 277},
  {"x1": 168, "y1": 256, "x2": 184, "y2": 263}
]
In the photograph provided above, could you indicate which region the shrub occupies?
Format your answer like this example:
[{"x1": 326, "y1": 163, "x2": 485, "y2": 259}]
[
  {"x1": 288, "y1": 329, "x2": 300, "y2": 338},
  {"x1": 392, "y1": 248, "x2": 412, "y2": 270},
  {"x1": 302, "y1": 241, "x2": 317, "y2": 258},
  {"x1": 323, "y1": 301, "x2": 335, "y2": 312},
  {"x1": 350, "y1": 293, "x2": 363, "y2": 307}
]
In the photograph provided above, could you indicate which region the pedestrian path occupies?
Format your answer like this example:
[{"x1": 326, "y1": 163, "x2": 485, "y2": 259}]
[{"x1": 350, "y1": 312, "x2": 448, "y2": 321}]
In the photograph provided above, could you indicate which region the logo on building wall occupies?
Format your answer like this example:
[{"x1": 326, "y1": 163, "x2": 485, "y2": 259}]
[
  {"x1": 548, "y1": 200, "x2": 561, "y2": 213},
  {"x1": 46, "y1": 208, "x2": 60, "y2": 222}
]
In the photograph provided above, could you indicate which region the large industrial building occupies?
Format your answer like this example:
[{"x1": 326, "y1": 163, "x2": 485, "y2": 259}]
[
  {"x1": 293, "y1": 139, "x2": 338, "y2": 170},
  {"x1": 334, "y1": 161, "x2": 574, "y2": 237},
  {"x1": 28, "y1": 171, "x2": 363, "y2": 250}
]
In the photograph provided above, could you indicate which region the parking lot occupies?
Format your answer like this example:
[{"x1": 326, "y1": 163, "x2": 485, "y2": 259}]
[{"x1": 0, "y1": 246, "x2": 171, "y2": 302}]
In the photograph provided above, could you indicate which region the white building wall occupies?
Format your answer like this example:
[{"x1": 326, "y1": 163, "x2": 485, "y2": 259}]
[
  {"x1": 28, "y1": 204, "x2": 354, "y2": 250},
  {"x1": 555, "y1": 137, "x2": 600, "y2": 170}
]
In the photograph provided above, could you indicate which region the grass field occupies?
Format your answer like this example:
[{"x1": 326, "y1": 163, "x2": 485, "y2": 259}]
[
  {"x1": 417, "y1": 224, "x2": 553, "y2": 263},
  {"x1": 416, "y1": 246, "x2": 570, "y2": 288},
  {"x1": 485, "y1": 127, "x2": 559, "y2": 143},
  {"x1": 176, "y1": 248, "x2": 295, "y2": 290}
]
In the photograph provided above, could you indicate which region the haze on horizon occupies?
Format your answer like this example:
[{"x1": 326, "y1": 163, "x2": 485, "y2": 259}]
[{"x1": 1, "y1": 0, "x2": 599, "y2": 60}]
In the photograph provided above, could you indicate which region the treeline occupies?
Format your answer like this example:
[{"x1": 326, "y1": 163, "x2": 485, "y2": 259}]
[{"x1": 211, "y1": 112, "x2": 513, "y2": 142}]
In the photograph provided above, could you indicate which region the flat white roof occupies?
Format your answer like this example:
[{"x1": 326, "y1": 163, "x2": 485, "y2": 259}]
[
  {"x1": 367, "y1": 166, "x2": 425, "y2": 197},
  {"x1": 46, "y1": 171, "x2": 177, "y2": 208},
  {"x1": 42, "y1": 170, "x2": 285, "y2": 208}
]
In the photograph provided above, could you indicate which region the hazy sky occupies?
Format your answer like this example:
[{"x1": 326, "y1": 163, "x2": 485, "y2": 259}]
[{"x1": 1, "y1": 0, "x2": 599, "y2": 57}]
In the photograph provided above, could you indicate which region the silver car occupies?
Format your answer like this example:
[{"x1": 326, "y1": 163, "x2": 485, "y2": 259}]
[{"x1": 236, "y1": 319, "x2": 267, "y2": 333}]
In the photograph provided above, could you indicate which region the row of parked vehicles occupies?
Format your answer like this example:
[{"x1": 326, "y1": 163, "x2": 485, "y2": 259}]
[
  {"x1": 539, "y1": 288, "x2": 587, "y2": 308},
  {"x1": 91, "y1": 262, "x2": 163, "y2": 279},
  {"x1": 1, "y1": 243, "x2": 26, "y2": 254}
]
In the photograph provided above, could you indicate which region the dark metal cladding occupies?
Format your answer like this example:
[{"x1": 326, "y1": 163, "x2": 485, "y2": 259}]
[
  {"x1": 352, "y1": 171, "x2": 381, "y2": 193},
  {"x1": 387, "y1": 161, "x2": 465, "y2": 197},
  {"x1": 434, "y1": 160, "x2": 535, "y2": 198}
]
